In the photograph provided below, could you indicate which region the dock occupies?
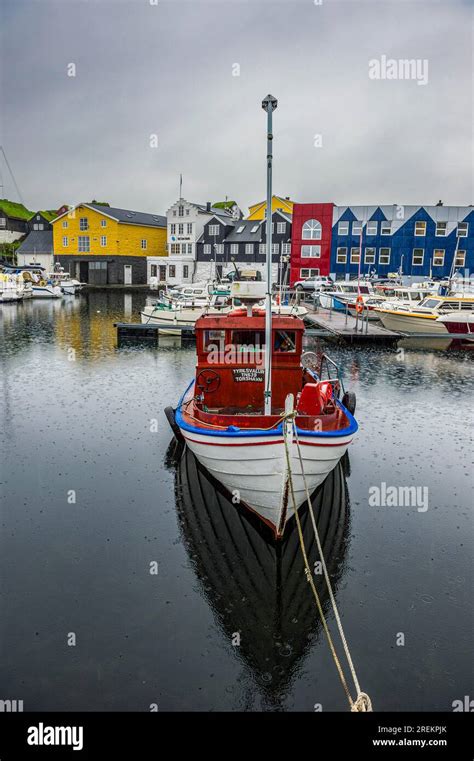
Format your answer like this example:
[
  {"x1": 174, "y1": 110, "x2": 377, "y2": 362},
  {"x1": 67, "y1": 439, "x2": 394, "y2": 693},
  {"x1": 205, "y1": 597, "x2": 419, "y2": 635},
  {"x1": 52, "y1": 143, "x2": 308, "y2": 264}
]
[
  {"x1": 114, "y1": 322, "x2": 195, "y2": 347},
  {"x1": 304, "y1": 308, "x2": 400, "y2": 344}
]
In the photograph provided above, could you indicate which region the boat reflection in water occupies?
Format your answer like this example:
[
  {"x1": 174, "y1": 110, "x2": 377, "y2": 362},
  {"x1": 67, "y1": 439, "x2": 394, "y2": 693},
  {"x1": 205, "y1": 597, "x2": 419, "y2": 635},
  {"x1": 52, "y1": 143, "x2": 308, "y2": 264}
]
[{"x1": 167, "y1": 442, "x2": 350, "y2": 707}]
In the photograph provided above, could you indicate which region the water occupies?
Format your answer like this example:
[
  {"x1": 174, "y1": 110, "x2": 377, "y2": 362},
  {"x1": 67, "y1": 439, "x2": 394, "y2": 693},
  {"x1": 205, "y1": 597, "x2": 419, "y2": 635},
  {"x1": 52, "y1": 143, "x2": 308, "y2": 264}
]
[{"x1": 0, "y1": 291, "x2": 472, "y2": 712}]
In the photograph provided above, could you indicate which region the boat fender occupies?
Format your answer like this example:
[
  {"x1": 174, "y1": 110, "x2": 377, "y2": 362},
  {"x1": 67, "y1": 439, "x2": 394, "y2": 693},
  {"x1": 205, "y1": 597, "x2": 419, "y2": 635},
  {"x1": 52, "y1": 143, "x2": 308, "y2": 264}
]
[
  {"x1": 342, "y1": 391, "x2": 356, "y2": 415},
  {"x1": 164, "y1": 406, "x2": 184, "y2": 443}
]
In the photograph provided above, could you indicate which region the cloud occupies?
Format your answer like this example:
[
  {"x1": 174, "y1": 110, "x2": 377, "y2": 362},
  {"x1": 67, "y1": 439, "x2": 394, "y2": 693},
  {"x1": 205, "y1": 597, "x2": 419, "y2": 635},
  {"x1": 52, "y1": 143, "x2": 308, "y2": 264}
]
[{"x1": 0, "y1": 0, "x2": 472, "y2": 214}]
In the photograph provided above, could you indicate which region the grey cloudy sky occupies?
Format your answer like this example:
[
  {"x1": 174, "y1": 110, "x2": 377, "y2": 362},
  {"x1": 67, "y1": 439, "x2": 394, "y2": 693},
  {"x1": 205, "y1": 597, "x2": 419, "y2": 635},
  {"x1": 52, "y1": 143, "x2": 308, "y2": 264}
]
[{"x1": 0, "y1": 0, "x2": 472, "y2": 215}]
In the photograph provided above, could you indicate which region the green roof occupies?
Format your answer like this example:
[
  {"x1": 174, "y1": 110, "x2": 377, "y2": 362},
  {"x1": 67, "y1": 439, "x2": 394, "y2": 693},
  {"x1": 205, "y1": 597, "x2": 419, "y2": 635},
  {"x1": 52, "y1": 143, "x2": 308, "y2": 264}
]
[
  {"x1": 212, "y1": 200, "x2": 237, "y2": 210},
  {"x1": 35, "y1": 210, "x2": 58, "y2": 222},
  {"x1": 0, "y1": 199, "x2": 34, "y2": 221}
]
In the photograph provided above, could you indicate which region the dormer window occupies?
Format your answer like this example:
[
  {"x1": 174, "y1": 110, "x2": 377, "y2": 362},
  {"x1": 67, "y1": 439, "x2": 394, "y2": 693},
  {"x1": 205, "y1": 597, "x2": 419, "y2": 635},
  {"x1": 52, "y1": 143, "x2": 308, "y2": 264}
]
[{"x1": 237, "y1": 225, "x2": 245, "y2": 233}]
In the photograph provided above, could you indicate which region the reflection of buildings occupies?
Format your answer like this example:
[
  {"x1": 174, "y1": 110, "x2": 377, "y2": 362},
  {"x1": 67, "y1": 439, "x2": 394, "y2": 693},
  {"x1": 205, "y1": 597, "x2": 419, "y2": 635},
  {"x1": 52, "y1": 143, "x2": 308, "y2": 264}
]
[{"x1": 172, "y1": 445, "x2": 350, "y2": 708}]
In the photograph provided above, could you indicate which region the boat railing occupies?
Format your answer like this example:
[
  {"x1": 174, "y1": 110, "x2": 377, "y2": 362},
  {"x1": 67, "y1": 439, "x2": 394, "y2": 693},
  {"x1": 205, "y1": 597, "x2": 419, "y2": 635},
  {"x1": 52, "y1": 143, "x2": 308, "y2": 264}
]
[{"x1": 318, "y1": 353, "x2": 345, "y2": 397}]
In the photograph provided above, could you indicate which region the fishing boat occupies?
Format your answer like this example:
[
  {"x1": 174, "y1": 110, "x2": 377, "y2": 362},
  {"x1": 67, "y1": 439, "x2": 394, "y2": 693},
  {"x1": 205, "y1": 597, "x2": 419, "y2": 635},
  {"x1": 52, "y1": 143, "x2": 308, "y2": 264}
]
[
  {"x1": 165, "y1": 93, "x2": 357, "y2": 539},
  {"x1": 375, "y1": 295, "x2": 474, "y2": 334}
]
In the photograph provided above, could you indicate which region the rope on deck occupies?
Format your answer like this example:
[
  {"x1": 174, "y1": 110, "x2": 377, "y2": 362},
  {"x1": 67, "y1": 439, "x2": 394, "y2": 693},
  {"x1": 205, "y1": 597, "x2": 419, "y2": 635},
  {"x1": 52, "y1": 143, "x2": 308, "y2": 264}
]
[{"x1": 282, "y1": 410, "x2": 372, "y2": 712}]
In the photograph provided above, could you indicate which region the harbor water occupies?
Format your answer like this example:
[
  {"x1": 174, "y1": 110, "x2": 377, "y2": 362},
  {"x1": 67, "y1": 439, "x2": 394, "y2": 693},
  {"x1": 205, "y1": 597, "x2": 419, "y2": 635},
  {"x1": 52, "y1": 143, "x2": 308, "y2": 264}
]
[{"x1": 0, "y1": 291, "x2": 472, "y2": 711}]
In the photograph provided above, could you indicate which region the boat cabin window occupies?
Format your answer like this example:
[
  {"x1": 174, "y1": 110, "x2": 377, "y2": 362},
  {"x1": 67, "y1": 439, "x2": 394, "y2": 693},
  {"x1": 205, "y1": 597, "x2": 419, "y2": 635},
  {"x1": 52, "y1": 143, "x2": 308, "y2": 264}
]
[
  {"x1": 420, "y1": 298, "x2": 441, "y2": 309},
  {"x1": 230, "y1": 330, "x2": 266, "y2": 352},
  {"x1": 273, "y1": 330, "x2": 296, "y2": 352},
  {"x1": 203, "y1": 329, "x2": 225, "y2": 351}
]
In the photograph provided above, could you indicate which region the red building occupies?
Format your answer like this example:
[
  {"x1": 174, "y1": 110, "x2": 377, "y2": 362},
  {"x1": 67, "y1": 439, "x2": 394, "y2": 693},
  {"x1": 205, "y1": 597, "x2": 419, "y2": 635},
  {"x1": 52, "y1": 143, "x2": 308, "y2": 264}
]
[{"x1": 290, "y1": 203, "x2": 334, "y2": 284}]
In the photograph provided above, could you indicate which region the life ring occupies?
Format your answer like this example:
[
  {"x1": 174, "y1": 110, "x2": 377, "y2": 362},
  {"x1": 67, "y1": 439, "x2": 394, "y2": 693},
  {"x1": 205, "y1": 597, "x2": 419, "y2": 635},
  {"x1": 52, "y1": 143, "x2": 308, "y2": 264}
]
[{"x1": 355, "y1": 294, "x2": 364, "y2": 314}]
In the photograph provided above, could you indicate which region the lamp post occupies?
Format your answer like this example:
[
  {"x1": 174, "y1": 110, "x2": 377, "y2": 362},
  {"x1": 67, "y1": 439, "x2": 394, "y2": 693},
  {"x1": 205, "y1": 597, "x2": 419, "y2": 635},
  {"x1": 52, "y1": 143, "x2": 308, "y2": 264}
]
[{"x1": 262, "y1": 93, "x2": 277, "y2": 416}]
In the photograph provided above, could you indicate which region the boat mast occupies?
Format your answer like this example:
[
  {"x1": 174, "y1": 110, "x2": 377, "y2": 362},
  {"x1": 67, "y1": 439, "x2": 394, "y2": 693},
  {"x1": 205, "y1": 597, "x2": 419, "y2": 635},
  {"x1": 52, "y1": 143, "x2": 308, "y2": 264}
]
[{"x1": 262, "y1": 94, "x2": 277, "y2": 416}]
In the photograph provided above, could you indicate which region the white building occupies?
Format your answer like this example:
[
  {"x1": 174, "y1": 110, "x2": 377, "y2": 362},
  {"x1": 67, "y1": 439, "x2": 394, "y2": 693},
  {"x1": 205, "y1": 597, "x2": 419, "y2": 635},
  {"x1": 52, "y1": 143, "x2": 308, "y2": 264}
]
[{"x1": 147, "y1": 199, "x2": 239, "y2": 285}]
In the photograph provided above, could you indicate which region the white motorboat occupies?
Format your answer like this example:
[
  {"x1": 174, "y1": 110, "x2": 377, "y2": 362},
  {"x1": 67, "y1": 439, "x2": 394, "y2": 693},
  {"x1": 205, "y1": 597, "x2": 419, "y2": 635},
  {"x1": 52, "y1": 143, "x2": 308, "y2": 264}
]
[
  {"x1": 48, "y1": 266, "x2": 84, "y2": 295},
  {"x1": 318, "y1": 281, "x2": 373, "y2": 310},
  {"x1": 0, "y1": 273, "x2": 23, "y2": 302},
  {"x1": 375, "y1": 295, "x2": 474, "y2": 334}
]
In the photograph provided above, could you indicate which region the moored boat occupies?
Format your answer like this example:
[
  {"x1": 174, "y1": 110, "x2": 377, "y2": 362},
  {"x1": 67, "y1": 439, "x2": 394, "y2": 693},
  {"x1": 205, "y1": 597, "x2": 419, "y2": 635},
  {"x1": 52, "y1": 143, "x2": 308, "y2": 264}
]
[{"x1": 375, "y1": 295, "x2": 474, "y2": 334}]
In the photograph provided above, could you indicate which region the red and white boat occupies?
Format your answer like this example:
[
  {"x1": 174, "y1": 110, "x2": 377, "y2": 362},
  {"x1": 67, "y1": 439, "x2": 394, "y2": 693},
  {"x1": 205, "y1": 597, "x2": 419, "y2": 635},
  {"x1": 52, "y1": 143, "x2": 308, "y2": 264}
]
[{"x1": 165, "y1": 94, "x2": 358, "y2": 538}]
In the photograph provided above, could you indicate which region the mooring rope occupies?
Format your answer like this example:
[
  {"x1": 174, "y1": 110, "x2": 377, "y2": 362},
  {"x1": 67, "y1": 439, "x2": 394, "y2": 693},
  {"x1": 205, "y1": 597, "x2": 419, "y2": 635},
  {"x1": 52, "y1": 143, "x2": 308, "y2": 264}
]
[{"x1": 282, "y1": 411, "x2": 372, "y2": 712}]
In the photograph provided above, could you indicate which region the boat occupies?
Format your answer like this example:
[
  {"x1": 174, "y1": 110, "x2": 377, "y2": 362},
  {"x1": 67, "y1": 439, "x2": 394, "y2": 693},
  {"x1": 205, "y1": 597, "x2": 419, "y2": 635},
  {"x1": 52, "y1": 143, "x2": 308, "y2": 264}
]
[
  {"x1": 318, "y1": 281, "x2": 373, "y2": 311},
  {"x1": 0, "y1": 273, "x2": 23, "y2": 302},
  {"x1": 436, "y1": 312, "x2": 474, "y2": 346},
  {"x1": 47, "y1": 266, "x2": 84, "y2": 295},
  {"x1": 375, "y1": 295, "x2": 474, "y2": 335},
  {"x1": 12, "y1": 267, "x2": 63, "y2": 298},
  {"x1": 345, "y1": 285, "x2": 436, "y2": 321},
  {"x1": 171, "y1": 442, "x2": 349, "y2": 701}
]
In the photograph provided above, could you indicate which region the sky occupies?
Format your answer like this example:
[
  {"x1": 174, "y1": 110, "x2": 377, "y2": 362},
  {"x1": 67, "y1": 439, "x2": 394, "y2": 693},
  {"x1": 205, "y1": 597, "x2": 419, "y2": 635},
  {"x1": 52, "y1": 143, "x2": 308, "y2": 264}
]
[{"x1": 0, "y1": 0, "x2": 472, "y2": 216}]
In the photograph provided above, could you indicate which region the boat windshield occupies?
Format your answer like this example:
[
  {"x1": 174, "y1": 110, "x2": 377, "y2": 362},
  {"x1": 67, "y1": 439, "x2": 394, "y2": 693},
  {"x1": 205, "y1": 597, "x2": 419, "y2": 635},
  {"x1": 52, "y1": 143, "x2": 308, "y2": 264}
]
[{"x1": 419, "y1": 298, "x2": 441, "y2": 309}]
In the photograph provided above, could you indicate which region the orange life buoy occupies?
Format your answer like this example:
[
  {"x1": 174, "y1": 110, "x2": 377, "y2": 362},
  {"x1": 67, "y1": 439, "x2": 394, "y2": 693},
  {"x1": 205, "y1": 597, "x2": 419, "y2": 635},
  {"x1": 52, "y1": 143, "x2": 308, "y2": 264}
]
[{"x1": 355, "y1": 294, "x2": 364, "y2": 314}]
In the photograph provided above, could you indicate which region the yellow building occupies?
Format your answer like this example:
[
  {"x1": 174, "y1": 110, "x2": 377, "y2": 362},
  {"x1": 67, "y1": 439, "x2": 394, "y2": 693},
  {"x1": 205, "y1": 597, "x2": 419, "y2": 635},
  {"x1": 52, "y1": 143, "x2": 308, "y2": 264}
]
[
  {"x1": 52, "y1": 202, "x2": 167, "y2": 285},
  {"x1": 247, "y1": 195, "x2": 295, "y2": 220}
]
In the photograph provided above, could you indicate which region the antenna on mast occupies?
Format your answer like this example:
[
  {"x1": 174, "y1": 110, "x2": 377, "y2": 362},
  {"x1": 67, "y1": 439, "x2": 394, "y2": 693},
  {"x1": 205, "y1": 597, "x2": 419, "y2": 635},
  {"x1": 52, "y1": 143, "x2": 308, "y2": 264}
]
[{"x1": 262, "y1": 94, "x2": 278, "y2": 417}]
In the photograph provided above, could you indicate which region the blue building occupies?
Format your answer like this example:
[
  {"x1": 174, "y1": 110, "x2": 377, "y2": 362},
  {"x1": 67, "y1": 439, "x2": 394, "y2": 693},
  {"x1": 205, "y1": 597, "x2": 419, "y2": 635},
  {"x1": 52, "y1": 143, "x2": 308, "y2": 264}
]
[{"x1": 330, "y1": 205, "x2": 473, "y2": 280}]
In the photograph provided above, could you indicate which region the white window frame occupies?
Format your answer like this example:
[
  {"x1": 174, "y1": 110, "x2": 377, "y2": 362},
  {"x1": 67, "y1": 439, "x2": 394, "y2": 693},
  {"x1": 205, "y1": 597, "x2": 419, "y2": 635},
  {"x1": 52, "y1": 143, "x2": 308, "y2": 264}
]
[
  {"x1": 352, "y1": 221, "x2": 362, "y2": 236},
  {"x1": 457, "y1": 222, "x2": 468, "y2": 237},
  {"x1": 336, "y1": 247, "x2": 347, "y2": 263},
  {"x1": 178, "y1": 223, "x2": 184, "y2": 234},
  {"x1": 209, "y1": 225, "x2": 220, "y2": 236},
  {"x1": 379, "y1": 247, "x2": 391, "y2": 265},
  {"x1": 100, "y1": 219, "x2": 107, "y2": 228},
  {"x1": 187, "y1": 223, "x2": 192, "y2": 234},
  {"x1": 272, "y1": 243, "x2": 279, "y2": 255},
  {"x1": 187, "y1": 243, "x2": 192, "y2": 254},
  {"x1": 277, "y1": 222, "x2": 285, "y2": 234},
  {"x1": 245, "y1": 243, "x2": 254, "y2": 255},
  {"x1": 366, "y1": 221, "x2": 377, "y2": 236},
  {"x1": 170, "y1": 224, "x2": 176, "y2": 234},
  {"x1": 301, "y1": 245, "x2": 321, "y2": 258},
  {"x1": 454, "y1": 250, "x2": 466, "y2": 267},
  {"x1": 412, "y1": 248, "x2": 424, "y2": 266},
  {"x1": 432, "y1": 249, "x2": 445, "y2": 267},
  {"x1": 178, "y1": 206, "x2": 184, "y2": 217},
  {"x1": 281, "y1": 243, "x2": 291, "y2": 255},
  {"x1": 435, "y1": 222, "x2": 447, "y2": 237},
  {"x1": 78, "y1": 235, "x2": 90, "y2": 253},
  {"x1": 414, "y1": 221, "x2": 426, "y2": 236},
  {"x1": 350, "y1": 247, "x2": 360, "y2": 263},
  {"x1": 381, "y1": 221, "x2": 391, "y2": 235},
  {"x1": 79, "y1": 217, "x2": 89, "y2": 231},
  {"x1": 100, "y1": 236, "x2": 107, "y2": 247},
  {"x1": 62, "y1": 220, "x2": 68, "y2": 229},
  {"x1": 302, "y1": 219, "x2": 322, "y2": 240},
  {"x1": 62, "y1": 236, "x2": 68, "y2": 247},
  {"x1": 338, "y1": 221, "x2": 349, "y2": 235},
  {"x1": 230, "y1": 244, "x2": 239, "y2": 256},
  {"x1": 301, "y1": 268, "x2": 320, "y2": 279},
  {"x1": 141, "y1": 239, "x2": 147, "y2": 250},
  {"x1": 203, "y1": 244, "x2": 211, "y2": 255},
  {"x1": 259, "y1": 244, "x2": 266, "y2": 255},
  {"x1": 214, "y1": 244, "x2": 224, "y2": 255},
  {"x1": 364, "y1": 247, "x2": 376, "y2": 264}
]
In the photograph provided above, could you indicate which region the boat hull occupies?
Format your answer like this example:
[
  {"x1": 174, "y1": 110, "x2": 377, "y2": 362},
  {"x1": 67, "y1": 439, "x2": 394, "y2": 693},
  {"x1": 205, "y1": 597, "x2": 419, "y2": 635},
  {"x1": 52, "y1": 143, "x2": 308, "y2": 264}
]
[
  {"x1": 376, "y1": 310, "x2": 449, "y2": 334},
  {"x1": 175, "y1": 384, "x2": 356, "y2": 537}
]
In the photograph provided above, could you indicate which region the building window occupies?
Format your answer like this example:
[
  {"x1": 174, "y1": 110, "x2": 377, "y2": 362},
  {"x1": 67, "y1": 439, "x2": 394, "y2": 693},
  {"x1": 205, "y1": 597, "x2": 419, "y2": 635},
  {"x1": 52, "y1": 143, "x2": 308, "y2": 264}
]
[
  {"x1": 78, "y1": 236, "x2": 90, "y2": 252},
  {"x1": 259, "y1": 244, "x2": 266, "y2": 255},
  {"x1": 170, "y1": 224, "x2": 176, "y2": 234},
  {"x1": 302, "y1": 219, "x2": 322, "y2": 240},
  {"x1": 364, "y1": 247, "x2": 376, "y2": 264},
  {"x1": 172, "y1": 210, "x2": 176, "y2": 217},
  {"x1": 209, "y1": 225, "x2": 219, "y2": 236},
  {"x1": 436, "y1": 222, "x2": 447, "y2": 236},
  {"x1": 366, "y1": 221, "x2": 377, "y2": 236},
  {"x1": 457, "y1": 222, "x2": 468, "y2": 237},
  {"x1": 150, "y1": 265, "x2": 157, "y2": 277},
  {"x1": 236, "y1": 225, "x2": 245, "y2": 234},
  {"x1": 281, "y1": 243, "x2": 291, "y2": 255},
  {"x1": 203, "y1": 244, "x2": 211, "y2": 255},
  {"x1": 272, "y1": 243, "x2": 279, "y2": 255},
  {"x1": 215, "y1": 244, "x2": 224, "y2": 255},
  {"x1": 178, "y1": 223, "x2": 184, "y2": 234},
  {"x1": 185, "y1": 209, "x2": 190, "y2": 215},
  {"x1": 100, "y1": 219, "x2": 107, "y2": 227},
  {"x1": 455, "y1": 250, "x2": 466, "y2": 267},
  {"x1": 301, "y1": 245, "x2": 321, "y2": 258},
  {"x1": 141, "y1": 239, "x2": 147, "y2": 250},
  {"x1": 414, "y1": 221, "x2": 426, "y2": 236},
  {"x1": 301, "y1": 268, "x2": 320, "y2": 278},
  {"x1": 412, "y1": 248, "x2": 424, "y2": 266},
  {"x1": 250, "y1": 224, "x2": 259, "y2": 233},
  {"x1": 79, "y1": 217, "x2": 89, "y2": 231},
  {"x1": 352, "y1": 221, "x2": 362, "y2": 236},
  {"x1": 230, "y1": 244, "x2": 238, "y2": 255},
  {"x1": 338, "y1": 221, "x2": 349, "y2": 235},
  {"x1": 62, "y1": 236, "x2": 68, "y2": 247},
  {"x1": 336, "y1": 247, "x2": 347, "y2": 263},
  {"x1": 0, "y1": 217, "x2": 6, "y2": 228},
  {"x1": 277, "y1": 222, "x2": 286, "y2": 234},
  {"x1": 350, "y1": 247, "x2": 360, "y2": 263},
  {"x1": 244, "y1": 243, "x2": 253, "y2": 255},
  {"x1": 169, "y1": 265, "x2": 176, "y2": 277},
  {"x1": 178, "y1": 206, "x2": 184, "y2": 217},
  {"x1": 183, "y1": 265, "x2": 189, "y2": 279},
  {"x1": 101, "y1": 236, "x2": 107, "y2": 247},
  {"x1": 171, "y1": 244, "x2": 179, "y2": 254},
  {"x1": 432, "y1": 249, "x2": 445, "y2": 267},
  {"x1": 187, "y1": 223, "x2": 192, "y2": 234},
  {"x1": 381, "y1": 221, "x2": 391, "y2": 235},
  {"x1": 62, "y1": 220, "x2": 68, "y2": 229},
  {"x1": 379, "y1": 247, "x2": 391, "y2": 264},
  {"x1": 187, "y1": 244, "x2": 192, "y2": 254}
]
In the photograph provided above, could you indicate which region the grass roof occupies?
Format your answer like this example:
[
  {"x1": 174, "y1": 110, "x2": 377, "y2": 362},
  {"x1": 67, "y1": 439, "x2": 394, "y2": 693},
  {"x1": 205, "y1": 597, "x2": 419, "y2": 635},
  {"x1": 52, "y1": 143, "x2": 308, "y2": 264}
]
[{"x1": 0, "y1": 199, "x2": 34, "y2": 221}]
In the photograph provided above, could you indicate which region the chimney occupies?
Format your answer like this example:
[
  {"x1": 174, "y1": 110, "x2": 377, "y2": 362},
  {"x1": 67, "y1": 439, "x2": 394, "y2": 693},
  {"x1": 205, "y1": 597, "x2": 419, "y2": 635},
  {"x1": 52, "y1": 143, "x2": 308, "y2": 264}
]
[{"x1": 206, "y1": 201, "x2": 211, "y2": 212}]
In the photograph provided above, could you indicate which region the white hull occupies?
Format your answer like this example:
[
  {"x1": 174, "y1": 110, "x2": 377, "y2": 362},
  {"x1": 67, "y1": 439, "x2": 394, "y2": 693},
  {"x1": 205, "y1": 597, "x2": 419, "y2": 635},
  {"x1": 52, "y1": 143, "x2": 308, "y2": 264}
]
[
  {"x1": 31, "y1": 285, "x2": 63, "y2": 299},
  {"x1": 376, "y1": 310, "x2": 449, "y2": 335},
  {"x1": 0, "y1": 292, "x2": 23, "y2": 302},
  {"x1": 176, "y1": 386, "x2": 355, "y2": 536},
  {"x1": 141, "y1": 304, "x2": 307, "y2": 335}
]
